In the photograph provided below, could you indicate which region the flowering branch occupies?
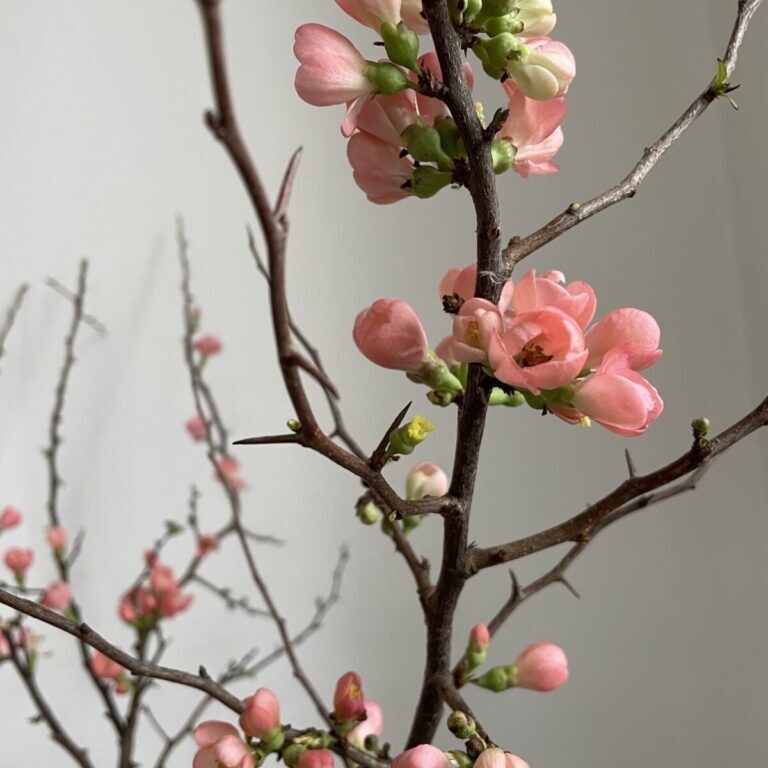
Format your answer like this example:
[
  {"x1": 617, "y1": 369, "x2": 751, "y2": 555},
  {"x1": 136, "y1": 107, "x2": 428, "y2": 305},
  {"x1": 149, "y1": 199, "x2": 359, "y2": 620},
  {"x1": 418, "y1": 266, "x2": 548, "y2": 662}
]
[
  {"x1": 501, "y1": 0, "x2": 765, "y2": 271},
  {"x1": 194, "y1": 0, "x2": 451, "y2": 522}
]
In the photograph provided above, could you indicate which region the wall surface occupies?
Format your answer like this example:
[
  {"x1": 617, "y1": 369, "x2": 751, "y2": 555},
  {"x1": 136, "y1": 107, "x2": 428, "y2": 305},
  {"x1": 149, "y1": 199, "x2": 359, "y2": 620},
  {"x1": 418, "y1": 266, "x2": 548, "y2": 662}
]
[{"x1": 0, "y1": 2, "x2": 766, "y2": 767}]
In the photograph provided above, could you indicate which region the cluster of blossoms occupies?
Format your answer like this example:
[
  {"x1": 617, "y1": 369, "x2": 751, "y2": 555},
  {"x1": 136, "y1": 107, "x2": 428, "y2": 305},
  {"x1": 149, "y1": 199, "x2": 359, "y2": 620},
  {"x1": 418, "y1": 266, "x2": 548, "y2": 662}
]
[
  {"x1": 294, "y1": 0, "x2": 573, "y2": 203},
  {"x1": 193, "y1": 641, "x2": 567, "y2": 768},
  {"x1": 1, "y1": 512, "x2": 73, "y2": 613},
  {"x1": 118, "y1": 556, "x2": 193, "y2": 631},
  {"x1": 90, "y1": 651, "x2": 131, "y2": 694},
  {"x1": 354, "y1": 266, "x2": 663, "y2": 436}
]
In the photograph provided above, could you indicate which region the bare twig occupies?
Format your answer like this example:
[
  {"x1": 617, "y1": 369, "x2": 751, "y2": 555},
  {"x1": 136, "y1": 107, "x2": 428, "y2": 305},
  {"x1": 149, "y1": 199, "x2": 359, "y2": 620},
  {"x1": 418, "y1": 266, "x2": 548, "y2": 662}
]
[
  {"x1": 0, "y1": 283, "x2": 29, "y2": 374},
  {"x1": 501, "y1": 0, "x2": 765, "y2": 271},
  {"x1": 44, "y1": 277, "x2": 107, "y2": 335},
  {"x1": 3, "y1": 628, "x2": 95, "y2": 768},
  {"x1": 469, "y1": 397, "x2": 768, "y2": 571}
]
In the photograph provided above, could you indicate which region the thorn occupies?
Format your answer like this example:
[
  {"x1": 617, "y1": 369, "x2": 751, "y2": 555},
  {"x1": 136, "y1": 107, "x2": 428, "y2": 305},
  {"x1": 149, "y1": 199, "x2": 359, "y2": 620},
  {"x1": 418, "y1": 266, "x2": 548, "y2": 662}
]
[
  {"x1": 624, "y1": 449, "x2": 637, "y2": 478},
  {"x1": 198, "y1": 665, "x2": 210, "y2": 679},
  {"x1": 559, "y1": 576, "x2": 580, "y2": 599},
  {"x1": 508, "y1": 569, "x2": 521, "y2": 599}
]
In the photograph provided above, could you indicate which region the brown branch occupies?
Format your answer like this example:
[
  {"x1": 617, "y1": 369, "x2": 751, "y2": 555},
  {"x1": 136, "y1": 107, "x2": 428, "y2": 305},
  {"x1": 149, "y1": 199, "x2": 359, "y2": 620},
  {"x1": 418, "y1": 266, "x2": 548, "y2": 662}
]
[
  {"x1": 192, "y1": 574, "x2": 271, "y2": 617},
  {"x1": 0, "y1": 283, "x2": 29, "y2": 374},
  {"x1": 405, "y1": 0, "x2": 504, "y2": 746},
  {"x1": 3, "y1": 628, "x2": 95, "y2": 768},
  {"x1": 0, "y1": 589, "x2": 244, "y2": 711},
  {"x1": 42, "y1": 260, "x2": 127, "y2": 736},
  {"x1": 470, "y1": 397, "x2": 768, "y2": 572},
  {"x1": 501, "y1": 0, "x2": 765, "y2": 270},
  {"x1": 246, "y1": 227, "x2": 364, "y2": 458},
  {"x1": 194, "y1": 0, "x2": 447, "y2": 524}
]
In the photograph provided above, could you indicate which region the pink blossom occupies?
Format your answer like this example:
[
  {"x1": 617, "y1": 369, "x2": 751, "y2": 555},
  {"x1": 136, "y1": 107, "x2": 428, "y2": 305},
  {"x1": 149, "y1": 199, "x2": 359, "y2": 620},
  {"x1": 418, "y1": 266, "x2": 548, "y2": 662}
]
[
  {"x1": 40, "y1": 581, "x2": 71, "y2": 612},
  {"x1": 196, "y1": 533, "x2": 220, "y2": 559},
  {"x1": 475, "y1": 749, "x2": 530, "y2": 768},
  {"x1": 356, "y1": 90, "x2": 420, "y2": 147},
  {"x1": 392, "y1": 745, "x2": 451, "y2": 768},
  {"x1": 508, "y1": 38, "x2": 575, "y2": 100},
  {"x1": 295, "y1": 25, "x2": 374, "y2": 108},
  {"x1": 513, "y1": 126, "x2": 563, "y2": 177},
  {"x1": 90, "y1": 651, "x2": 124, "y2": 681},
  {"x1": 499, "y1": 81, "x2": 566, "y2": 177},
  {"x1": 567, "y1": 349, "x2": 663, "y2": 436},
  {"x1": 186, "y1": 414, "x2": 207, "y2": 442},
  {"x1": 216, "y1": 457, "x2": 246, "y2": 492},
  {"x1": 405, "y1": 462, "x2": 449, "y2": 501},
  {"x1": 0, "y1": 633, "x2": 9, "y2": 658},
  {"x1": 194, "y1": 721, "x2": 254, "y2": 768},
  {"x1": 335, "y1": 0, "x2": 402, "y2": 30},
  {"x1": 4, "y1": 547, "x2": 33, "y2": 577},
  {"x1": 470, "y1": 623, "x2": 490, "y2": 650},
  {"x1": 46, "y1": 526, "x2": 68, "y2": 555},
  {"x1": 401, "y1": 0, "x2": 430, "y2": 34},
  {"x1": 240, "y1": 688, "x2": 281, "y2": 739},
  {"x1": 149, "y1": 563, "x2": 177, "y2": 594},
  {"x1": 347, "y1": 700, "x2": 383, "y2": 749},
  {"x1": 353, "y1": 299, "x2": 429, "y2": 372},
  {"x1": 119, "y1": 562, "x2": 193, "y2": 626},
  {"x1": 194, "y1": 334, "x2": 223, "y2": 357},
  {"x1": 512, "y1": 269, "x2": 597, "y2": 330},
  {"x1": 439, "y1": 264, "x2": 514, "y2": 314},
  {"x1": 584, "y1": 307, "x2": 662, "y2": 372},
  {"x1": 298, "y1": 750, "x2": 335, "y2": 768},
  {"x1": 488, "y1": 308, "x2": 588, "y2": 394},
  {"x1": 347, "y1": 131, "x2": 413, "y2": 204},
  {"x1": 514, "y1": 642, "x2": 569, "y2": 691},
  {"x1": 0, "y1": 507, "x2": 22, "y2": 531},
  {"x1": 438, "y1": 298, "x2": 504, "y2": 365},
  {"x1": 334, "y1": 671, "x2": 366, "y2": 722}
]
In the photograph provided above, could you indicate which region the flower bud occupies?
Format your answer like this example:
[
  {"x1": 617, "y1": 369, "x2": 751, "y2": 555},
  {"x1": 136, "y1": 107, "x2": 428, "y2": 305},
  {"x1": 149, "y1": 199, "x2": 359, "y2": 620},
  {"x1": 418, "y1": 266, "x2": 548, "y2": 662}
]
[
  {"x1": 402, "y1": 514, "x2": 422, "y2": 535},
  {"x1": 193, "y1": 334, "x2": 223, "y2": 357},
  {"x1": 393, "y1": 745, "x2": 451, "y2": 768},
  {"x1": 473, "y1": 0, "x2": 516, "y2": 27},
  {"x1": 491, "y1": 138, "x2": 516, "y2": 174},
  {"x1": 386, "y1": 415, "x2": 435, "y2": 458},
  {"x1": 240, "y1": 688, "x2": 282, "y2": 740},
  {"x1": 283, "y1": 744, "x2": 307, "y2": 768},
  {"x1": 4, "y1": 547, "x2": 33, "y2": 582},
  {"x1": 514, "y1": 0, "x2": 557, "y2": 37},
  {"x1": 447, "y1": 711, "x2": 476, "y2": 740},
  {"x1": 448, "y1": 0, "x2": 482, "y2": 24},
  {"x1": 484, "y1": 15, "x2": 524, "y2": 37},
  {"x1": 185, "y1": 414, "x2": 207, "y2": 442},
  {"x1": 401, "y1": 124, "x2": 454, "y2": 167},
  {"x1": 40, "y1": 581, "x2": 71, "y2": 612},
  {"x1": 405, "y1": 462, "x2": 449, "y2": 501},
  {"x1": 692, "y1": 416, "x2": 710, "y2": 439},
  {"x1": 507, "y1": 41, "x2": 575, "y2": 100},
  {"x1": 448, "y1": 752, "x2": 474, "y2": 768},
  {"x1": 347, "y1": 700, "x2": 383, "y2": 749},
  {"x1": 46, "y1": 526, "x2": 68, "y2": 556},
  {"x1": 298, "y1": 749, "x2": 335, "y2": 768},
  {"x1": 365, "y1": 61, "x2": 411, "y2": 95},
  {"x1": 334, "y1": 671, "x2": 366, "y2": 722},
  {"x1": 356, "y1": 499, "x2": 382, "y2": 526},
  {"x1": 0, "y1": 507, "x2": 22, "y2": 532},
  {"x1": 514, "y1": 642, "x2": 568, "y2": 691},
  {"x1": 381, "y1": 22, "x2": 420, "y2": 71}
]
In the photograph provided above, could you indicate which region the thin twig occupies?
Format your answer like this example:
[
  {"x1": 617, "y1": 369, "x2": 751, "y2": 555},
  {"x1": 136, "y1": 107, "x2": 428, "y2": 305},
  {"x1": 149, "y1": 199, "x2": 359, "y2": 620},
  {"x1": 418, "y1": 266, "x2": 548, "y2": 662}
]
[
  {"x1": 3, "y1": 628, "x2": 95, "y2": 768},
  {"x1": 501, "y1": 0, "x2": 765, "y2": 271},
  {"x1": 44, "y1": 277, "x2": 107, "y2": 335},
  {"x1": 469, "y1": 397, "x2": 768, "y2": 571},
  {"x1": 0, "y1": 283, "x2": 29, "y2": 374}
]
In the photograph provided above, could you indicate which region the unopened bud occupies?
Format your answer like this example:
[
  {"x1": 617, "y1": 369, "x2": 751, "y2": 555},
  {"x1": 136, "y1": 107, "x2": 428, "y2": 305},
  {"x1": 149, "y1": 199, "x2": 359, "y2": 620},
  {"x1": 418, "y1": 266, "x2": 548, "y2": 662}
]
[
  {"x1": 283, "y1": 744, "x2": 306, "y2": 768},
  {"x1": 356, "y1": 499, "x2": 382, "y2": 526},
  {"x1": 411, "y1": 167, "x2": 454, "y2": 199},
  {"x1": 692, "y1": 417, "x2": 710, "y2": 440},
  {"x1": 402, "y1": 515, "x2": 422, "y2": 535},
  {"x1": 491, "y1": 138, "x2": 516, "y2": 174},
  {"x1": 287, "y1": 418, "x2": 301, "y2": 432},
  {"x1": 447, "y1": 711, "x2": 477, "y2": 740}
]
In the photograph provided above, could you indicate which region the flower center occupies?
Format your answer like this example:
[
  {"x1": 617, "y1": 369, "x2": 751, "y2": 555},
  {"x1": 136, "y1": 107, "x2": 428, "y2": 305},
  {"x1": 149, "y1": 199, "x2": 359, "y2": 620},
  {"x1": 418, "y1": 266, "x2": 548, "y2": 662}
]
[{"x1": 516, "y1": 343, "x2": 553, "y2": 368}]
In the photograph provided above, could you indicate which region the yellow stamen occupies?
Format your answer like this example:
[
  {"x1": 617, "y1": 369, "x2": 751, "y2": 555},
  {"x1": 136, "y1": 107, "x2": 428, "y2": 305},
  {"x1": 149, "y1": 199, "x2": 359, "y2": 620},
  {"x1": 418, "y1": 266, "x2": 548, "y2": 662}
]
[
  {"x1": 406, "y1": 415, "x2": 436, "y2": 443},
  {"x1": 475, "y1": 101, "x2": 486, "y2": 127},
  {"x1": 579, "y1": 416, "x2": 592, "y2": 428}
]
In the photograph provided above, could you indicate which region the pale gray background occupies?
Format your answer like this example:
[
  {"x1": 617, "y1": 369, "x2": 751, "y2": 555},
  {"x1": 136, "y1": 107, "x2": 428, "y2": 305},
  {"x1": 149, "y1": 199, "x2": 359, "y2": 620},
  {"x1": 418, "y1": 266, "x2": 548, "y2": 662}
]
[{"x1": 1, "y1": 1, "x2": 767, "y2": 766}]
